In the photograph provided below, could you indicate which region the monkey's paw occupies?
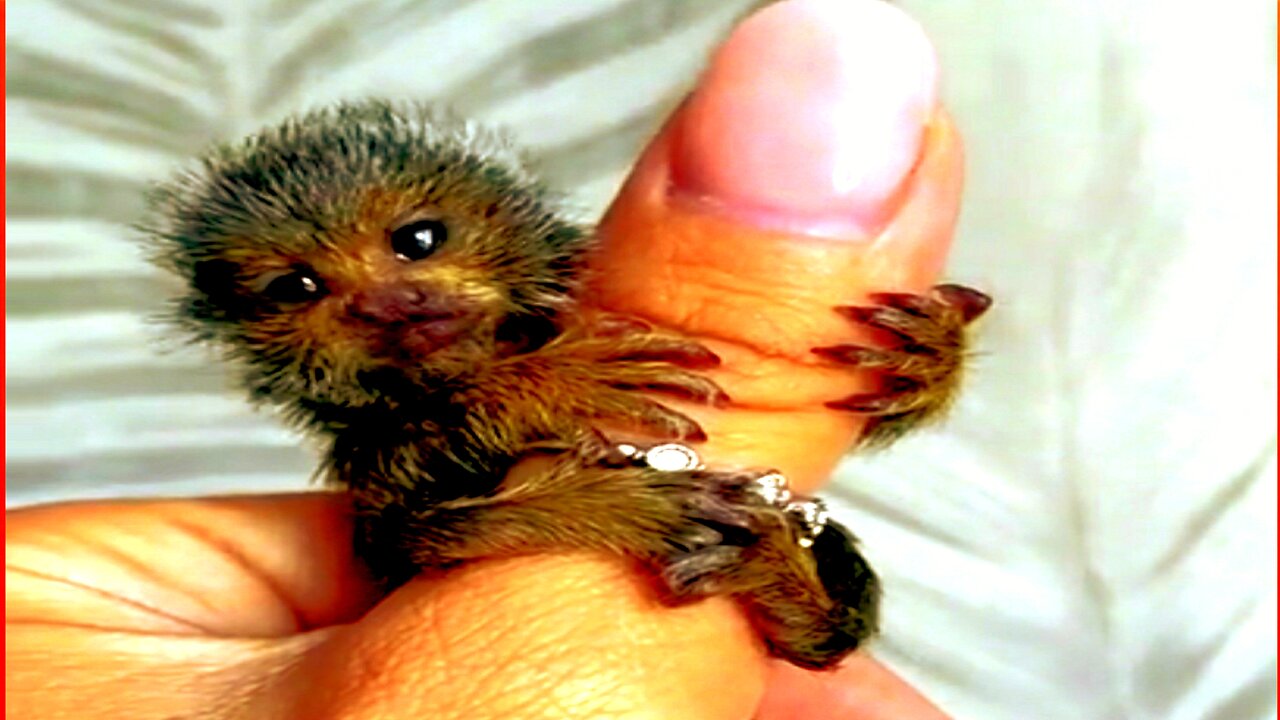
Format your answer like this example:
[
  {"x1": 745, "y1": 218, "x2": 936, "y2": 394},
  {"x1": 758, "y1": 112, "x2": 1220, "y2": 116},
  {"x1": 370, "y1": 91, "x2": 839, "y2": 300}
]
[
  {"x1": 608, "y1": 445, "x2": 881, "y2": 670},
  {"x1": 812, "y1": 283, "x2": 991, "y2": 447},
  {"x1": 711, "y1": 511, "x2": 882, "y2": 671},
  {"x1": 658, "y1": 495, "x2": 882, "y2": 670},
  {"x1": 764, "y1": 517, "x2": 881, "y2": 669},
  {"x1": 532, "y1": 319, "x2": 731, "y2": 442}
]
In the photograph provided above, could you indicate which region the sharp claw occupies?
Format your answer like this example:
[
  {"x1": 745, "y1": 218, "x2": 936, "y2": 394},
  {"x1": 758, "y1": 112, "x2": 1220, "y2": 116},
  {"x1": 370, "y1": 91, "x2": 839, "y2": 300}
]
[
  {"x1": 682, "y1": 424, "x2": 709, "y2": 443},
  {"x1": 882, "y1": 375, "x2": 922, "y2": 393},
  {"x1": 834, "y1": 305, "x2": 917, "y2": 339},
  {"x1": 900, "y1": 342, "x2": 940, "y2": 356},
  {"x1": 649, "y1": 381, "x2": 729, "y2": 407},
  {"x1": 711, "y1": 388, "x2": 732, "y2": 408},
  {"x1": 676, "y1": 380, "x2": 733, "y2": 408},
  {"x1": 683, "y1": 495, "x2": 756, "y2": 531},
  {"x1": 933, "y1": 284, "x2": 992, "y2": 323},
  {"x1": 821, "y1": 285, "x2": 986, "y2": 432},
  {"x1": 675, "y1": 345, "x2": 723, "y2": 370},
  {"x1": 661, "y1": 545, "x2": 741, "y2": 597},
  {"x1": 668, "y1": 525, "x2": 725, "y2": 554},
  {"x1": 867, "y1": 291, "x2": 934, "y2": 317},
  {"x1": 834, "y1": 305, "x2": 879, "y2": 324},
  {"x1": 615, "y1": 343, "x2": 721, "y2": 369},
  {"x1": 593, "y1": 315, "x2": 654, "y2": 336},
  {"x1": 812, "y1": 344, "x2": 892, "y2": 366},
  {"x1": 826, "y1": 393, "x2": 908, "y2": 414},
  {"x1": 625, "y1": 401, "x2": 706, "y2": 442}
]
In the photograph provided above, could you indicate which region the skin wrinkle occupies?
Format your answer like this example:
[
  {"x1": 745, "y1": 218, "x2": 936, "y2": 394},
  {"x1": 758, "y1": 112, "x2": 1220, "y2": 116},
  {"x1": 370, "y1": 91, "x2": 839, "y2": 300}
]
[
  {"x1": 8, "y1": 604, "x2": 328, "y2": 719},
  {"x1": 3, "y1": 617, "x2": 199, "y2": 635},
  {"x1": 317, "y1": 629, "x2": 424, "y2": 718},
  {"x1": 161, "y1": 513, "x2": 308, "y2": 636},
  {"x1": 470, "y1": 568, "x2": 600, "y2": 691},
  {"x1": 547, "y1": 669, "x2": 631, "y2": 719},
  {"x1": 131, "y1": 520, "x2": 263, "y2": 627},
  {"x1": 188, "y1": 494, "x2": 384, "y2": 629},
  {"x1": 365, "y1": 587, "x2": 485, "y2": 714},
  {"x1": 310, "y1": 569, "x2": 596, "y2": 719},
  {"x1": 9, "y1": 624, "x2": 267, "y2": 680},
  {"x1": 671, "y1": 263, "x2": 814, "y2": 341},
  {"x1": 398, "y1": 558, "x2": 735, "y2": 719},
  {"x1": 92, "y1": 506, "x2": 301, "y2": 636},
  {"x1": 26, "y1": 524, "x2": 232, "y2": 631},
  {"x1": 661, "y1": 242, "x2": 877, "y2": 356},
  {"x1": 5, "y1": 562, "x2": 218, "y2": 635},
  {"x1": 511, "y1": 649, "x2": 606, "y2": 720},
  {"x1": 535, "y1": 619, "x2": 667, "y2": 716}
]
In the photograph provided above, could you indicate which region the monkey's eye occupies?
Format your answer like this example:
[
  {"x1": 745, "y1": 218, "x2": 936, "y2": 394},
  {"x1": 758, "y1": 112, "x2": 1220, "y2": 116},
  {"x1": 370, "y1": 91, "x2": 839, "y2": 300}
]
[
  {"x1": 259, "y1": 269, "x2": 326, "y2": 304},
  {"x1": 390, "y1": 218, "x2": 446, "y2": 261}
]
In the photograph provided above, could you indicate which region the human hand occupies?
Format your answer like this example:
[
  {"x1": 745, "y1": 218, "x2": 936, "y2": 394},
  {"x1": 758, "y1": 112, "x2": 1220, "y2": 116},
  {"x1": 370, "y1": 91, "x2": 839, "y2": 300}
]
[{"x1": 7, "y1": 0, "x2": 962, "y2": 717}]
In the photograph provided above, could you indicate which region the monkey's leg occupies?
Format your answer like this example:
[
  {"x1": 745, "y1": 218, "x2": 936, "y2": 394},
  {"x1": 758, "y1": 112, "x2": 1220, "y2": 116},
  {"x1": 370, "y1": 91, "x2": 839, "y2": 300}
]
[
  {"x1": 376, "y1": 449, "x2": 776, "y2": 573},
  {"x1": 374, "y1": 452, "x2": 876, "y2": 669},
  {"x1": 661, "y1": 509, "x2": 881, "y2": 670},
  {"x1": 812, "y1": 283, "x2": 991, "y2": 447},
  {"x1": 751, "y1": 518, "x2": 881, "y2": 670},
  {"x1": 354, "y1": 439, "x2": 878, "y2": 669}
]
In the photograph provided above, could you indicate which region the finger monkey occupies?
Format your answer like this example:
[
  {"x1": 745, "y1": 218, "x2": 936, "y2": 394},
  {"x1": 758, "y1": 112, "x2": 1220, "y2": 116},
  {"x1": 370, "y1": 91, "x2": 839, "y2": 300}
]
[{"x1": 142, "y1": 100, "x2": 989, "y2": 669}]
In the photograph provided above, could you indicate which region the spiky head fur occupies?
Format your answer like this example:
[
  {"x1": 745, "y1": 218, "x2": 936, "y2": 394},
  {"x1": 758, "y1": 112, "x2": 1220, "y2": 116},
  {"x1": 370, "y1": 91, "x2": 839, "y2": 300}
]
[{"x1": 141, "y1": 100, "x2": 590, "y2": 429}]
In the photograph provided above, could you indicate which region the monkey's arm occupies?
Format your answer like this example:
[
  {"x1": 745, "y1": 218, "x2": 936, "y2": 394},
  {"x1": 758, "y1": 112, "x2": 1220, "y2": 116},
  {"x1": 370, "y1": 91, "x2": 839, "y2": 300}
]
[{"x1": 453, "y1": 318, "x2": 729, "y2": 454}]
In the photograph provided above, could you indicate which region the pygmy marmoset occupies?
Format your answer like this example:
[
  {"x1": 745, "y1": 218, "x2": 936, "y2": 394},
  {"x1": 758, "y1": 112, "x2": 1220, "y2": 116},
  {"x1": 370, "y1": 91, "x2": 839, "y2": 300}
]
[{"x1": 142, "y1": 100, "x2": 990, "y2": 670}]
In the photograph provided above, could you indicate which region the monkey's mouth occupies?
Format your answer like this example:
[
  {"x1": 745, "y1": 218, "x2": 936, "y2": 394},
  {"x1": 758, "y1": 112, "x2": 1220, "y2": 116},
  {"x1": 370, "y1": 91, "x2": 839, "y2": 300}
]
[
  {"x1": 381, "y1": 313, "x2": 471, "y2": 354},
  {"x1": 345, "y1": 288, "x2": 481, "y2": 357}
]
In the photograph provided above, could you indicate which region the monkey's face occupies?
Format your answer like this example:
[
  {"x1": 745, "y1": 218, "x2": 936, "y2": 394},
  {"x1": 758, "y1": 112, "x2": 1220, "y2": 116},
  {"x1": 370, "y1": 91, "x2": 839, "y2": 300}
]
[
  {"x1": 145, "y1": 102, "x2": 587, "y2": 411},
  {"x1": 194, "y1": 198, "x2": 522, "y2": 406}
]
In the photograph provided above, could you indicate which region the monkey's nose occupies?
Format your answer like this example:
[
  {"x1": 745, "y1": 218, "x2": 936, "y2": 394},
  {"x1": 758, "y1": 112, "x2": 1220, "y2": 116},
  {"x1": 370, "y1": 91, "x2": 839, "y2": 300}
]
[{"x1": 348, "y1": 285, "x2": 458, "y2": 324}]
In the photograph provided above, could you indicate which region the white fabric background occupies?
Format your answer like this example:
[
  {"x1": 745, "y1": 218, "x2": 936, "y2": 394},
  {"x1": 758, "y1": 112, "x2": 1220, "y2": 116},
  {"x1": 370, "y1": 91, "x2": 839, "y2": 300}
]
[{"x1": 6, "y1": 1, "x2": 1276, "y2": 718}]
